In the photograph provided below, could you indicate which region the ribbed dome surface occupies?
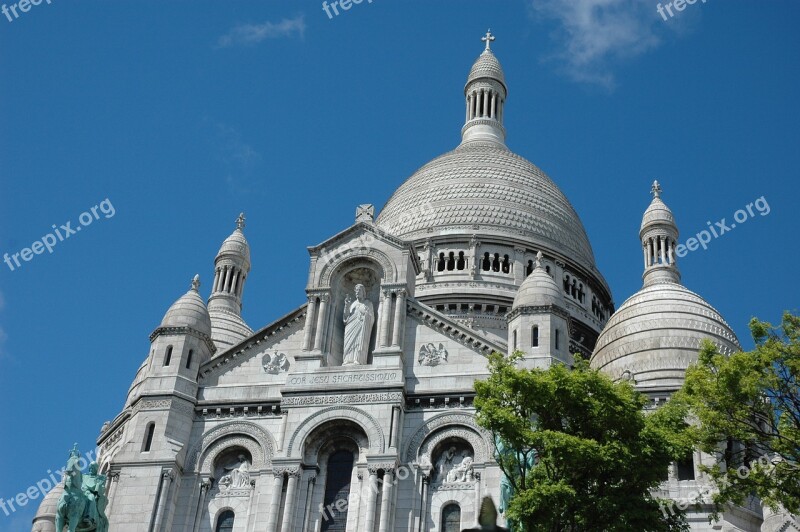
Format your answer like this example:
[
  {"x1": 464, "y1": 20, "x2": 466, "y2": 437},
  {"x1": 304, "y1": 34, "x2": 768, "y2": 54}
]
[
  {"x1": 209, "y1": 308, "x2": 253, "y2": 352},
  {"x1": 591, "y1": 282, "x2": 740, "y2": 389},
  {"x1": 376, "y1": 141, "x2": 596, "y2": 268},
  {"x1": 640, "y1": 197, "x2": 675, "y2": 233},
  {"x1": 32, "y1": 482, "x2": 63, "y2": 531},
  {"x1": 219, "y1": 228, "x2": 250, "y2": 264},
  {"x1": 161, "y1": 288, "x2": 212, "y2": 337},
  {"x1": 467, "y1": 50, "x2": 506, "y2": 89},
  {"x1": 513, "y1": 268, "x2": 564, "y2": 309}
]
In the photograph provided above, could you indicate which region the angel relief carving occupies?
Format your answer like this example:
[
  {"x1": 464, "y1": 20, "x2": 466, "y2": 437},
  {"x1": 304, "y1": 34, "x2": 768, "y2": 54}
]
[
  {"x1": 263, "y1": 352, "x2": 290, "y2": 374},
  {"x1": 418, "y1": 342, "x2": 448, "y2": 366},
  {"x1": 434, "y1": 445, "x2": 475, "y2": 484}
]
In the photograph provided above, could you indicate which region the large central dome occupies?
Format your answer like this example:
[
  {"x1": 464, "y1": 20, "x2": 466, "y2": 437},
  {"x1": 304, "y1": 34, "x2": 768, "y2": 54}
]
[
  {"x1": 373, "y1": 35, "x2": 612, "y2": 352},
  {"x1": 376, "y1": 140, "x2": 596, "y2": 268}
]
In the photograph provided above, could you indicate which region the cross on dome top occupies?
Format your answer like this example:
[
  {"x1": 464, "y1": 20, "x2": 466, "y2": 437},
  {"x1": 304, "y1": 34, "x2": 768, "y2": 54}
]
[
  {"x1": 191, "y1": 274, "x2": 201, "y2": 291},
  {"x1": 651, "y1": 180, "x2": 662, "y2": 199},
  {"x1": 482, "y1": 30, "x2": 495, "y2": 51},
  {"x1": 236, "y1": 212, "x2": 246, "y2": 230}
]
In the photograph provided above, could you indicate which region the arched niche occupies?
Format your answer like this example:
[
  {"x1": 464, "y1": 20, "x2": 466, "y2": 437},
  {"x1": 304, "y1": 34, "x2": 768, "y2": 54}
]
[{"x1": 327, "y1": 260, "x2": 384, "y2": 366}]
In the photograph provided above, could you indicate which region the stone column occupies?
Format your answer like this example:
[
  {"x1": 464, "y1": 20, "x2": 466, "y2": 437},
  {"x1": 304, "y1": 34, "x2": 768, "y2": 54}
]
[
  {"x1": 280, "y1": 470, "x2": 301, "y2": 532},
  {"x1": 191, "y1": 479, "x2": 211, "y2": 532},
  {"x1": 152, "y1": 469, "x2": 174, "y2": 532},
  {"x1": 643, "y1": 244, "x2": 648, "y2": 269},
  {"x1": 363, "y1": 467, "x2": 379, "y2": 532},
  {"x1": 482, "y1": 90, "x2": 489, "y2": 117},
  {"x1": 648, "y1": 239, "x2": 654, "y2": 267},
  {"x1": 302, "y1": 296, "x2": 317, "y2": 351},
  {"x1": 301, "y1": 475, "x2": 317, "y2": 532},
  {"x1": 490, "y1": 92, "x2": 497, "y2": 119},
  {"x1": 390, "y1": 407, "x2": 401, "y2": 450},
  {"x1": 377, "y1": 467, "x2": 395, "y2": 532},
  {"x1": 418, "y1": 474, "x2": 430, "y2": 532},
  {"x1": 313, "y1": 294, "x2": 329, "y2": 352},
  {"x1": 391, "y1": 289, "x2": 406, "y2": 348},
  {"x1": 266, "y1": 472, "x2": 285, "y2": 532},
  {"x1": 379, "y1": 289, "x2": 393, "y2": 348},
  {"x1": 659, "y1": 236, "x2": 666, "y2": 264}
]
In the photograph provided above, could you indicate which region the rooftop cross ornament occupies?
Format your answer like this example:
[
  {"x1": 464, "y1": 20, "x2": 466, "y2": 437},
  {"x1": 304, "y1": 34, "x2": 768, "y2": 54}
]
[
  {"x1": 482, "y1": 29, "x2": 495, "y2": 51},
  {"x1": 191, "y1": 274, "x2": 201, "y2": 291},
  {"x1": 651, "y1": 180, "x2": 662, "y2": 199},
  {"x1": 236, "y1": 212, "x2": 246, "y2": 230}
]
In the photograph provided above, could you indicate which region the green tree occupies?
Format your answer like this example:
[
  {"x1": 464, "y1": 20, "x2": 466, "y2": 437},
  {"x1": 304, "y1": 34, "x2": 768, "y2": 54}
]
[
  {"x1": 474, "y1": 353, "x2": 691, "y2": 532},
  {"x1": 678, "y1": 312, "x2": 800, "y2": 514}
]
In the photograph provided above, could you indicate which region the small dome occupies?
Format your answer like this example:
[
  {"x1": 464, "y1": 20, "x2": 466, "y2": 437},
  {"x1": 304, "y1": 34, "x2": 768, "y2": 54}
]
[
  {"x1": 32, "y1": 481, "x2": 63, "y2": 530},
  {"x1": 640, "y1": 181, "x2": 676, "y2": 234},
  {"x1": 218, "y1": 228, "x2": 250, "y2": 265},
  {"x1": 591, "y1": 282, "x2": 740, "y2": 389},
  {"x1": 513, "y1": 254, "x2": 564, "y2": 309},
  {"x1": 160, "y1": 275, "x2": 212, "y2": 337},
  {"x1": 467, "y1": 49, "x2": 506, "y2": 90}
]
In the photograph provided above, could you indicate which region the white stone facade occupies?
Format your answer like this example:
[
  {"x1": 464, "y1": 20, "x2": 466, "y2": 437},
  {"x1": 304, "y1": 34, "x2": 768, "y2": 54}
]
[{"x1": 32, "y1": 36, "x2": 797, "y2": 532}]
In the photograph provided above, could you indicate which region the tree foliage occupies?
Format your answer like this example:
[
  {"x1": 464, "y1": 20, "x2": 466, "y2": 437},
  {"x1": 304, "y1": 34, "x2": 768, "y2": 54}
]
[
  {"x1": 678, "y1": 312, "x2": 800, "y2": 514},
  {"x1": 474, "y1": 353, "x2": 691, "y2": 531}
]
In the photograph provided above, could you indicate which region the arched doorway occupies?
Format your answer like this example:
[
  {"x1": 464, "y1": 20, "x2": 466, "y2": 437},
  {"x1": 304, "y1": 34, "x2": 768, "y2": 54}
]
[{"x1": 321, "y1": 450, "x2": 355, "y2": 531}]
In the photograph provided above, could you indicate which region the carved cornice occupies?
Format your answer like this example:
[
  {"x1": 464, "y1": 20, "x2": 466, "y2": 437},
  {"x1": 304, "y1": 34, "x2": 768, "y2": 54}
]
[
  {"x1": 149, "y1": 326, "x2": 216, "y2": 353},
  {"x1": 505, "y1": 304, "x2": 570, "y2": 322}
]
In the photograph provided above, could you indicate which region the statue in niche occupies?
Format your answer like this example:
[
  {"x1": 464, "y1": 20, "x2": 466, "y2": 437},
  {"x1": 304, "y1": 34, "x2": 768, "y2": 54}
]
[
  {"x1": 447, "y1": 453, "x2": 475, "y2": 483},
  {"x1": 342, "y1": 284, "x2": 375, "y2": 365},
  {"x1": 263, "y1": 352, "x2": 290, "y2": 374},
  {"x1": 436, "y1": 445, "x2": 474, "y2": 483},
  {"x1": 418, "y1": 342, "x2": 448, "y2": 366},
  {"x1": 219, "y1": 454, "x2": 251, "y2": 491}
]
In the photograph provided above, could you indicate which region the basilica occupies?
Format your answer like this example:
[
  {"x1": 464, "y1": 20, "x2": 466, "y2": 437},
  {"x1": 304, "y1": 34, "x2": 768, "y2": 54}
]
[{"x1": 32, "y1": 35, "x2": 798, "y2": 532}]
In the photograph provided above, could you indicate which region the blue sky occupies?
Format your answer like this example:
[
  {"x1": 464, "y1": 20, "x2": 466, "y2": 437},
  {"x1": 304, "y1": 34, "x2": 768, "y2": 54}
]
[{"x1": 1, "y1": 0, "x2": 798, "y2": 528}]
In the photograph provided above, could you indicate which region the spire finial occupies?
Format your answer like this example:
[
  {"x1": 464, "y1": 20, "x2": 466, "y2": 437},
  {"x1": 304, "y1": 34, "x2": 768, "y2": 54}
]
[
  {"x1": 191, "y1": 274, "x2": 200, "y2": 291},
  {"x1": 482, "y1": 29, "x2": 495, "y2": 51},
  {"x1": 534, "y1": 250, "x2": 543, "y2": 270},
  {"x1": 236, "y1": 212, "x2": 246, "y2": 230},
  {"x1": 651, "y1": 180, "x2": 662, "y2": 199}
]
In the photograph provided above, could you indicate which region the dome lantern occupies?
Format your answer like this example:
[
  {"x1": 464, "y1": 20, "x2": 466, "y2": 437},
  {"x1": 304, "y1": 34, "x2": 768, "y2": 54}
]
[
  {"x1": 640, "y1": 181, "x2": 681, "y2": 287},
  {"x1": 461, "y1": 30, "x2": 507, "y2": 145}
]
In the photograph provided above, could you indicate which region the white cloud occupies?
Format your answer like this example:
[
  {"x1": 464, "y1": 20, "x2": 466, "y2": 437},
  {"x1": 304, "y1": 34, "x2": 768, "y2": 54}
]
[
  {"x1": 530, "y1": 0, "x2": 662, "y2": 88},
  {"x1": 218, "y1": 15, "x2": 306, "y2": 48}
]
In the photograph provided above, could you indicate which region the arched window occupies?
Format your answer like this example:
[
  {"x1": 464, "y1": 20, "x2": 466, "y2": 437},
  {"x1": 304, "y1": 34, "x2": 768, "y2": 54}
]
[
  {"x1": 532, "y1": 326, "x2": 539, "y2": 347},
  {"x1": 554, "y1": 329, "x2": 560, "y2": 350},
  {"x1": 163, "y1": 345, "x2": 173, "y2": 366},
  {"x1": 215, "y1": 510, "x2": 235, "y2": 532},
  {"x1": 321, "y1": 450, "x2": 355, "y2": 531},
  {"x1": 501, "y1": 254, "x2": 510, "y2": 274},
  {"x1": 186, "y1": 349, "x2": 194, "y2": 369},
  {"x1": 526, "y1": 259, "x2": 534, "y2": 276},
  {"x1": 492, "y1": 253, "x2": 500, "y2": 272},
  {"x1": 512, "y1": 330, "x2": 517, "y2": 351},
  {"x1": 456, "y1": 251, "x2": 466, "y2": 271},
  {"x1": 437, "y1": 253, "x2": 446, "y2": 272},
  {"x1": 441, "y1": 503, "x2": 461, "y2": 532},
  {"x1": 447, "y1": 252, "x2": 455, "y2": 271},
  {"x1": 143, "y1": 423, "x2": 156, "y2": 452}
]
